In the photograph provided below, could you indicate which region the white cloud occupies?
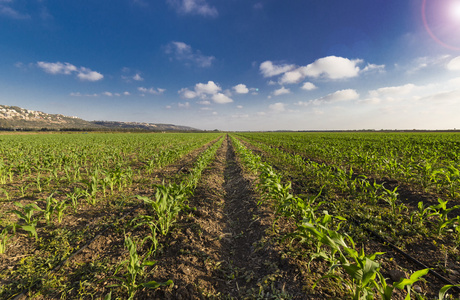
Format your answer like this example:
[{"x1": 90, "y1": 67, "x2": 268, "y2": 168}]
[
  {"x1": 311, "y1": 89, "x2": 359, "y2": 105},
  {"x1": 269, "y1": 102, "x2": 286, "y2": 112},
  {"x1": 266, "y1": 56, "x2": 363, "y2": 86},
  {"x1": 301, "y1": 82, "x2": 317, "y2": 91},
  {"x1": 37, "y1": 61, "x2": 103, "y2": 81},
  {"x1": 133, "y1": 73, "x2": 144, "y2": 81},
  {"x1": 138, "y1": 87, "x2": 166, "y2": 95},
  {"x1": 179, "y1": 81, "x2": 234, "y2": 104},
  {"x1": 178, "y1": 102, "x2": 190, "y2": 108},
  {"x1": 361, "y1": 63, "x2": 385, "y2": 73},
  {"x1": 77, "y1": 68, "x2": 104, "y2": 81},
  {"x1": 279, "y1": 69, "x2": 305, "y2": 84},
  {"x1": 237, "y1": 105, "x2": 243, "y2": 109},
  {"x1": 212, "y1": 93, "x2": 233, "y2": 104},
  {"x1": 37, "y1": 62, "x2": 77, "y2": 75},
  {"x1": 167, "y1": 0, "x2": 218, "y2": 17},
  {"x1": 70, "y1": 91, "x2": 130, "y2": 97},
  {"x1": 447, "y1": 56, "x2": 460, "y2": 71},
  {"x1": 195, "y1": 81, "x2": 221, "y2": 95},
  {"x1": 233, "y1": 84, "x2": 249, "y2": 94},
  {"x1": 301, "y1": 56, "x2": 362, "y2": 79},
  {"x1": 179, "y1": 88, "x2": 198, "y2": 99},
  {"x1": 198, "y1": 100, "x2": 211, "y2": 105},
  {"x1": 369, "y1": 84, "x2": 416, "y2": 97},
  {"x1": 273, "y1": 86, "x2": 290, "y2": 96},
  {"x1": 180, "y1": 81, "x2": 221, "y2": 98},
  {"x1": 260, "y1": 61, "x2": 295, "y2": 77},
  {"x1": 165, "y1": 41, "x2": 215, "y2": 67}
]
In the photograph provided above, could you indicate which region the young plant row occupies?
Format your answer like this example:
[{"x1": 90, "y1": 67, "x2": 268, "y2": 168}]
[
  {"x1": 230, "y1": 135, "x2": 459, "y2": 299},
  {"x1": 235, "y1": 134, "x2": 460, "y2": 250},
  {"x1": 0, "y1": 133, "x2": 221, "y2": 202},
  {"x1": 0, "y1": 133, "x2": 222, "y2": 299},
  {"x1": 237, "y1": 132, "x2": 460, "y2": 199},
  {"x1": 105, "y1": 135, "x2": 225, "y2": 299}
]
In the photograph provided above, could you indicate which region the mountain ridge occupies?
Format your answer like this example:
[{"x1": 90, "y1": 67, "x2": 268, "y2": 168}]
[{"x1": 0, "y1": 104, "x2": 198, "y2": 131}]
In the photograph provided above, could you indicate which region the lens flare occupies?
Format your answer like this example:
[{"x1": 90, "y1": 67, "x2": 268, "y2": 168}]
[
  {"x1": 422, "y1": 0, "x2": 460, "y2": 50},
  {"x1": 449, "y1": 1, "x2": 460, "y2": 22}
]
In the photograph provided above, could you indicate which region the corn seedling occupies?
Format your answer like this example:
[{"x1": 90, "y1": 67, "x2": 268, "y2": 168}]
[
  {"x1": 374, "y1": 268, "x2": 429, "y2": 300},
  {"x1": 54, "y1": 199, "x2": 69, "y2": 224},
  {"x1": 0, "y1": 188, "x2": 9, "y2": 201},
  {"x1": 42, "y1": 193, "x2": 56, "y2": 224},
  {"x1": 110, "y1": 236, "x2": 172, "y2": 300},
  {"x1": 131, "y1": 215, "x2": 159, "y2": 257},
  {"x1": 137, "y1": 183, "x2": 188, "y2": 236},
  {"x1": 0, "y1": 228, "x2": 9, "y2": 254},
  {"x1": 9, "y1": 202, "x2": 42, "y2": 239},
  {"x1": 381, "y1": 185, "x2": 399, "y2": 215},
  {"x1": 428, "y1": 199, "x2": 460, "y2": 235}
]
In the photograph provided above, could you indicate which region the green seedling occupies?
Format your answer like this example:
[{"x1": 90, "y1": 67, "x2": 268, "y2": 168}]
[
  {"x1": 9, "y1": 202, "x2": 42, "y2": 239},
  {"x1": 0, "y1": 228, "x2": 9, "y2": 254},
  {"x1": 110, "y1": 236, "x2": 172, "y2": 300}
]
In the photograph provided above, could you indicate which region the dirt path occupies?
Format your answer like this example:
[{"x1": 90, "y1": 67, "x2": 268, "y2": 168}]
[{"x1": 150, "y1": 136, "x2": 305, "y2": 299}]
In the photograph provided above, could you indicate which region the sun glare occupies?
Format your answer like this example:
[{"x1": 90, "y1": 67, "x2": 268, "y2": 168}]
[{"x1": 449, "y1": 0, "x2": 460, "y2": 21}]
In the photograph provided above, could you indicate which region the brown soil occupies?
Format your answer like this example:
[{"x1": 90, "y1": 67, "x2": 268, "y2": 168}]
[{"x1": 142, "y1": 136, "x2": 307, "y2": 299}]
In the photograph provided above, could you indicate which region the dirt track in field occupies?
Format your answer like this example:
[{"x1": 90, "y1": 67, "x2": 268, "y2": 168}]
[{"x1": 148, "y1": 136, "x2": 306, "y2": 299}]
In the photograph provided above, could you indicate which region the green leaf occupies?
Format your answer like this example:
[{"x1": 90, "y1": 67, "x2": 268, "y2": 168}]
[
  {"x1": 438, "y1": 284, "x2": 460, "y2": 300},
  {"x1": 142, "y1": 279, "x2": 173, "y2": 289},
  {"x1": 361, "y1": 258, "x2": 380, "y2": 286},
  {"x1": 393, "y1": 268, "x2": 429, "y2": 289}
]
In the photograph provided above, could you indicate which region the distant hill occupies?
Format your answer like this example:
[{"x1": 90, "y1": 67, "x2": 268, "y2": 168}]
[
  {"x1": 90, "y1": 121, "x2": 198, "y2": 131},
  {"x1": 0, "y1": 105, "x2": 197, "y2": 131}
]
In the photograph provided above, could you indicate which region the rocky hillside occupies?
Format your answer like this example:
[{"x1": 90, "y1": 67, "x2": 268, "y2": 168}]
[{"x1": 0, "y1": 105, "x2": 197, "y2": 131}]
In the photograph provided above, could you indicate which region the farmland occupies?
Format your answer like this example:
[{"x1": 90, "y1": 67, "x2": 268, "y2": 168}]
[{"x1": 0, "y1": 131, "x2": 459, "y2": 299}]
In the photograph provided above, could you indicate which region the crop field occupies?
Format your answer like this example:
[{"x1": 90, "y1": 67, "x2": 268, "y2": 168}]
[{"x1": 0, "y1": 131, "x2": 460, "y2": 299}]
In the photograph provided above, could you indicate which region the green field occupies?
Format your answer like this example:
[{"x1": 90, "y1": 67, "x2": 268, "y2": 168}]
[{"x1": 0, "y1": 132, "x2": 459, "y2": 299}]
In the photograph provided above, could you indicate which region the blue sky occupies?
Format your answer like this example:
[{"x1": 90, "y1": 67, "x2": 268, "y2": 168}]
[{"x1": 1, "y1": 0, "x2": 460, "y2": 130}]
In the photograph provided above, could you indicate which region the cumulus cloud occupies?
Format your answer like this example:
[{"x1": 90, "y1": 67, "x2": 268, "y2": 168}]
[
  {"x1": 198, "y1": 100, "x2": 211, "y2": 105},
  {"x1": 77, "y1": 67, "x2": 104, "y2": 81},
  {"x1": 102, "y1": 92, "x2": 113, "y2": 96},
  {"x1": 447, "y1": 56, "x2": 460, "y2": 71},
  {"x1": 263, "y1": 56, "x2": 366, "y2": 86},
  {"x1": 133, "y1": 73, "x2": 144, "y2": 81},
  {"x1": 273, "y1": 86, "x2": 290, "y2": 96},
  {"x1": 212, "y1": 93, "x2": 233, "y2": 104},
  {"x1": 178, "y1": 102, "x2": 190, "y2": 108},
  {"x1": 260, "y1": 61, "x2": 295, "y2": 77},
  {"x1": 37, "y1": 62, "x2": 77, "y2": 75},
  {"x1": 361, "y1": 63, "x2": 385, "y2": 73},
  {"x1": 165, "y1": 41, "x2": 215, "y2": 67},
  {"x1": 167, "y1": 0, "x2": 218, "y2": 17},
  {"x1": 179, "y1": 81, "x2": 233, "y2": 104},
  {"x1": 179, "y1": 88, "x2": 198, "y2": 99},
  {"x1": 310, "y1": 89, "x2": 359, "y2": 105},
  {"x1": 233, "y1": 84, "x2": 249, "y2": 94},
  {"x1": 138, "y1": 87, "x2": 166, "y2": 95},
  {"x1": 37, "y1": 61, "x2": 103, "y2": 81},
  {"x1": 195, "y1": 81, "x2": 221, "y2": 95},
  {"x1": 301, "y1": 56, "x2": 362, "y2": 79},
  {"x1": 301, "y1": 82, "x2": 317, "y2": 91},
  {"x1": 269, "y1": 102, "x2": 286, "y2": 112},
  {"x1": 369, "y1": 84, "x2": 416, "y2": 97}
]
